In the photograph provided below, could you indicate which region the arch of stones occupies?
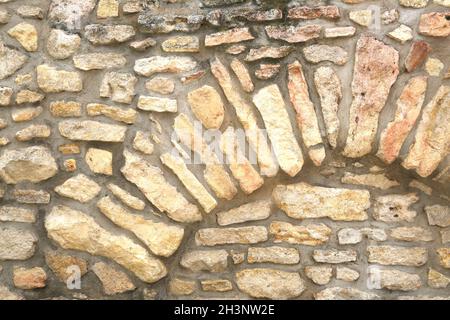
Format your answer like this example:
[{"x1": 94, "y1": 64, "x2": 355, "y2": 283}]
[{"x1": 0, "y1": 0, "x2": 449, "y2": 300}]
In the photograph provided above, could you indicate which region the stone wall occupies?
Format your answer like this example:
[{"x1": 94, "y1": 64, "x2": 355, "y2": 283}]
[{"x1": 0, "y1": 0, "x2": 449, "y2": 300}]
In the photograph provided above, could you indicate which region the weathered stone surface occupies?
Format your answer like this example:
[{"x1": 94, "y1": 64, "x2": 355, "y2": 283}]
[
  {"x1": 419, "y1": 12, "x2": 450, "y2": 37},
  {"x1": 425, "y1": 58, "x2": 444, "y2": 77},
  {"x1": 12, "y1": 189, "x2": 50, "y2": 204},
  {"x1": 0, "y1": 146, "x2": 58, "y2": 184},
  {"x1": 180, "y1": 250, "x2": 228, "y2": 272},
  {"x1": 45, "y1": 251, "x2": 87, "y2": 283},
  {"x1": 0, "y1": 87, "x2": 13, "y2": 106},
  {"x1": 137, "y1": 96, "x2": 177, "y2": 113},
  {"x1": 201, "y1": 279, "x2": 232, "y2": 292},
  {"x1": 402, "y1": 86, "x2": 450, "y2": 177},
  {"x1": 426, "y1": 205, "x2": 450, "y2": 227},
  {"x1": 187, "y1": 85, "x2": 224, "y2": 129},
  {"x1": 226, "y1": 44, "x2": 246, "y2": 55},
  {"x1": 435, "y1": 0, "x2": 450, "y2": 6},
  {"x1": 288, "y1": 5, "x2": 340, "y2": 20},
  {"x1": 441, "y1": 230, "x2": 450, "y2": 243},
  {"x1": 73, "y1": 53, "x2": 126, "y2": 71},
  {"x1": 270, "y1": 221, "x2": 331, "y2": 246},
  {"x1": 287, "y1": 61, "x2": 325, "y2": 166},
  {"x1": 37, "y1": 65, "x2": 82, "y2": 93},
  {"x1": 236, "y1": 268, "x2": 305, "y2": 299},
  {"x1": 85, "y1": 148, "x2": 112, "y2": 176},
  {"x1": 388, "y1": 24, "x2": 413, "y2": 43},
  {"x1": 107, "y1": 183, "x2": 145, "y2": 211},
  {"x1": 390, "y1": 227, "x2": 433, "y2": 242},
  {"x1": 8, "y1": 22, "x2": 38, "y2": 52},
  {"x1": 230, "y1": 58, "x2": 254, "y2": 93},
  {"x1": 0, "y1": 226, "x2": 37, "y2": 260},
  {"x1": 244, "y1": 46, "x2": 293, "y2": 62},
  {"x1": 205, "y1": 27, "x2": 254, "y2": 46},
  {"x1": 97, "y1": 0, "x2": 119, "y2": 18},
  {"x1": 121, "y1": 150, "x2": 201, "y2": 223},
  {"x1": 343, "y1": 36, "x2": 399, "y2": 158},
  {"x1": 85, "y1": 24, "x2": 135, "y2": 45},
  {"x1": 46, "y1": 29, "x2": 81, "y2": 60},
  {"x1": 162, "y1": 36, "x2": 199, "y2": 52},
  {"x1": 437, "y1": 248, "x2": 450, "y2": 268},
  {"x1": 303, "y1": 45, "x2": 348, "y2": 65},
  {"x1": 17, "y1": 5, "x2": 44, "y2": 19},
  {"x1": 273, "y1": 182, "x2": 370, "y2": 221},
  {"x1": 93, "y1": 262, "x2": 135, "y2": 295},
  {"x1": 16, "y1": 124, "x2": 51, "y2": 142},
  {"x1": 253, "y1": 84, "x2": 304, "y2": 176},
  {"x1": 206, "y1": 8, "x2": 282, "y2": 26},
  {"x1": 305, "y1": 266, "x2": 333, "y2": 285},
  {"x1": 324, "y1": 26, "x2": 356, "y2": 38},
  {"x1": 216, "y1": 200, "x2": 270, "y2": 227},
  {"x1": 98, "y1": 196, "x2": 184, "y2": 257},
  {"x1": 382, "y1": 9, "x2": 400, "y2": 24},
  {"x1": 99, "y1": 72, "x2": 137, "y2": 104},
  {"x1": 341, "y1": 173, "x2": 400, "y2": 190},
  {"x1": 86, "y1": 103, "x2": 137, "y2": 124},
  {"x1": 315, "y1": 287, "x2": 379, "y2": 300},
  {"x1": 400, "y1": 0, "x2": 429, "y2": 7},
  {"x1": 374, "y1": 193, "x2": 418, "y2": 222},
  {"x1": 349, "y1": 10, "x2": 372, "y2": 26},
  {"x1": 254, "y1": 63, "x2": 280, "y2": 80},
  {"x1": 0, "y1": 206, "x2": 36, "y2": 223},
  {"x1": 134, "y1": 56, "x2": 197, "y2": 77},
  {"x1": 48, "y1": 0, "x2": 96, "y2": 31},
  {"x1": 265, "y1": 25, "x2": 321, "y2": 43},
  {"x1": 12, "y1": 107, "x2": 43, "y2": 122},
  {"x1": 13, "y1": 267, "x2": 47, "y2": 290},
  {"x1": 0, "y1": 9, "x2": 10, "y2": 24},
  {"x1": 248, "y1": 246, "x2": 300, "y2": 265},
  {"x1": 428, "y1": 268, "x2": 450, "y2": 288},
  {"x1": 59, "y1": 120, "x2": 127, "y2": 142},
  {"x1": 15, "y1": 90, "x2": 44, "y2": 104},
  {"x1": 0, "y1": 42, "x2": 28, "y2": 80},
  {"x1": 195, "y1": 226, "x2": 268, "y2": 246},
  {"x1": 169, "y1": 278, "x2": 196, "y2": 296},
  {"x1": 314, "y1": 66, "x2": 342, "y2": 148},
  {"x1": 55, "y1": 174, "x2": 101, "y2": 203},
  {"x1": 377, "y1": 76, "x2": 427, "y2": 164},
  {"x1": 202, "y1": 0, "x2": 244, "y2": 6},
  {"x1": 367, "y1": 246, "x2": 428, "y2": 266},
  {"x1": 336, "y1": 267, "x2": 360, "y2": 282},
  {"x1": 45, "y1": 205, "x2": 167, "y2": 283},
  {"x1": 129, "y1": 37, "x2": 156, "y2": 51},
  {"x1": 138, "y1": 11, "x2": 204, "y2": 33},
  {"x1": 313, "y1": 249, "x2": 357, "y2": 264},
  {"x1": 132, "y1": 131, "x2": 154, "y2": 155},
  {"x1": 368, "y1": 268, "x2": 421, "y2": 291},
  {"x1": 49, "y1": 101, "x2": 82, "y2": 117},
  {"x1": 405, "y1": 41, "x2": 432, "y2": 72},
  {"x1": 210, "y1": 57, "x2": 278, "y2": 177},
  {"x1": 145, "y1": 77, "x2": 174, "y2": 95},
  {"x1": 338, "y1": 228, "x2": 387, "y2": 244}
]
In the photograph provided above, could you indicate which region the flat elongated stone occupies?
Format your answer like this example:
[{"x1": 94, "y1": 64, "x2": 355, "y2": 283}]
[
  {"x1": 49, "y1": 101, "x2": 82, "y2": 117},
  {"x1": 17, "y1": 5, "x2": 44, "y2": 19},
  {"x1": 48, "y1": 0, "x2": 96, "y2": 31},
  {"x1": 59, "y1": 120, "x2": 126, "y2": 142},
  {"x1": 324, "y1": 26, "x2": 356, "y2": 38},
  {"x1": 303, "y1": 45, "x2": 348, "y2": 65},
  {"x1": 390, "y1": 227, "x2": 433, "y2": 242},
  {"x1": 97, "y1": 197, "x2": 184, "y2": 257},
  {"x1": 201, "y1": 279, "x2": 232, "y2": 292},
  {"x1": 134, "y1": 56, "x2": 197, "y2": 77},
  {"x1": 338, "y1": 228, "x2": 387, "y2": 244},
  {"x1": 195, "y1": 226, "x2": 268, "y2": 246},
  {"x1": 341, "y1": 172, "x2": 400, "y2": 189},
  {"x1": 73, "y1": 53, "x2": 126, "y2": 70},
  {"x1": 426, "y1": 205, "x2": 450, "y2": 227},
  {"x1": 180, "y1": 250, "x2": 228, "y2": 272},
  {"x1": 248, "y1": 246, "x2": 299, "y2": 265},
  {"x1": 45, "y1": 206, "x2": 167, "y2": 283},
  {"x1": 210, "y1": 58, "x2": 278, "y2": 177},
  {"x1": 12, "y1": 189, "x2": 50, "y2": 204},
  {"x1": 313, "y1": 249, "x2": 357, "y2": 263},
  {"x1": 8, "y1": 22, "x2": 38, "y2": 52},
  {"x1": 255, "y1": 63, "x2": 280, "y2": 80},
  {"x1": 373, "y1": 193, "x2": 418, "y2": 222},
  {"x1": 205, "y1": 27, "x2": 254, "y2": 47},
  {"x1": 253, "y1": 84, "x2": 304, "y2": 176},
  {"x1": 273, "y1": 182, "x2": 370, "y2": 221},
  {"x1": 336, "y1": 267, "x2": 360, "y2": 282},
  {"x1": 305, "y1": 266, "x2": 333, "y2": 285},
  {"x1": 187, "y1": 85, "x2": 224, "y2": 129},
  {"x1": 99, "y1": 72, "x2": 137, "y2": 104},
  {"x1": 0, "y1": 146, "x2": 58, "y2": 184},
  {"x1": 244, "y1": 46, "x2": 293, "y2": 62},
  {"x1": 0, "y1": 227, "x2": 37, "y2": 260},
  {"x1": 367, "y1": 246, "x2": 428, "y2": 266},
  {"x1": 169, "y1": 278, "x2": 196, "y2": 296},
  {"x1": 0, "y1": 206, "x2": 36, "y2": 223},
  {"x1": 0, "y1": 42, "x2": 27, "y2": 80},
  {"x1": 107, "y1": 183, "x2": 145, "y2": 211},
  {"x1": 12, "y1": 107, "x2": 43, "y2": 123},
  {"x1": 55, "y1": 174, "x2": 101, "y2": 203},
  {"x1": 314, "y1": 66, "x2": 342, "y2": 148},
  {"x1": 137, "y1": 96, "x2": 177, "y2": 113},
  {"x1": 402, "y1": 86, "x2": 450, "y2": 177},
  {"x1": 138, "y1": 11, "x2": 204, "y2": 33},
  {"x1": 419, "y1": 12, "x2": 450, "y2": 37},
  {"x1": 368, "y1": 268, "x2": 421, "y2": 291},
  {"x1": 145, "y1": 77, "x2": 174, "y2": 95},
  {"x1": 219, "y1": 127, "x2": 264, "y2": 194},
  {"x1": 377, "y1": 76, "x2": 427, "y2": 164},
  {"x1": 97, "y1": 0, "x2": 119, "y2": 18},
  {"x1": 216, "y1": 200, "x2": 271, "y2": 226},
  {"x1": 349, "y1": 10, "x2": 372, "y2": 26},
  {"x1": 230, "y1": 58, "x2": 254, "y2": 93},
  {"x1": 46, "y1": 29, "x2": 81, "y2": 60},
  {"x1": 93, "y1": 262, "x2": 135, "y2": 295},
  {"x1": 121, "y1": 150, "x2": 201, "y2": 223},
  {"x1": 405, "y1": 41, "x2": 432, "y2": 72},
  {"x1": 287, "y1": 61, "x2": 325, "y2": 166},
  {"x1": 265, "y1": 25, "x2": 321, "y2": 43},
  {"x1": 400, "y1": 0, "x2": 429, "y2": 7},
  {"x1": 288, "y1": 5, "x2": 340, "y2": 20},
  {"x1": 129, "y1": 37, "x2": 156, "y2": 51},
  {"x1": 206, "y1": 8, "x2": 282, "y2": 26},
  {"x1": 315, "y1": 287, "x2": 380, "y2": 300},
  {"x1": 85, "y1": 24, "x2": 135, "y2": 45},
  {"x1": 16, "y1": 124, "x2": 51, "y2": 142},
  {"x1": 236, "y1": 268, "x2": 305, "y2": 299},
  {"x1": 15, "y1": 90, "x2": 44, "y2": 104},
  {"x1": 202, "y1": 0, "x2": 244, "y2": 6},
  {"x1": 45, "y1": 251, "x2": 87, "y2": 283},
  {"x1": 162, "y1": 36, "x2": 199, "y2": 53},
  {"x1": 86, "y1": 103, "x2": 137, "y2": 124},
  {"x1": 437, "y1": 248, "x2": 450, "y2": 268},
  {"x1": 270, "y1": 221, "x2": 331, "y2": 246},
  {"x1": 37, "y1": 65, "x2": 82, "y2": 93},
  {"x1": 173, "y1": 114, "x2": 237, "y2": 200},
  {"x1": 343, "y1": 36, "x2": 399, "y2": 158}
]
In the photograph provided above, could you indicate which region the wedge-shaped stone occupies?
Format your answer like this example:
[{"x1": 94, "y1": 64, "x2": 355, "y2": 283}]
[
  {"x1": 97, "y1": 196, "x2": 184, "y2": 257},
  {"x1": 187, "y1": 85, "x2": 224, "y2": 129},
  {"x1": 230, "y1": 58, "x2": 254, "y2": 93},
  {"x1": 437, "y1": 248, "x2": 450, "y2": 268},
  {"x1": 160, "y1": 153, "x2": 217, "y2": 213},
  {"x1": 390, "y1": 227, "x2": 433, "y2": 242},
  {"x1": 236, "y1": 268, "x2": 305, "y2": 299},
  {"x1": 426, "y1": 205, "x2": 450, "y2": 227},
  {"x1": 388, "y1": 24, "x2": 413, "y2": 43},
  {"x1": 36, "y1": 64, "x2": 82, "y2": 93},
  {"x1": 162, "y1": 36, "x2": 199, "y2": 53},
  {"x1": 288, "y1": 5, "x2": 340, "y2": 20},
  {"x1": 419, "y1": 12, "x2": 450, "y2": 37},
  {"x1": 59, "y1": 120, "x2": 126, "y2": 142},
  {"x1": 0, "y1": 146, "x2": 58, "y2": 184},
  {"x1": 73, "y1": 53, "x2": 126, "y2": 70},
  {"x1": 0, "y1": 206, "x2": 36, "y2": 223},
  {"x1": 216, "y1": 200, "x2": 271, "y2": 226},
  {"x1": 15, "y1": 124, "x2": 51, "y2": 142},
  {"x1": 55, "y1": 174, "x2": 101, "y2": 203},
  {"x1": 107, "y1": 183, "x2": 145, "y2": 211},
  {"x1": 313, "y1": 249, "x2": 357, "y2": 264},
  {"x1": 45, "y1": 205, "x2": 166, "y2": 283},
  {"x1": 134, "y1": 56, "x2": 197, "y2": 77},
  {"x1": 8, "y1": 22, "x2": 38, "y2": 52},
  {"x1": 248, "y1": 246, "x2": 299, "y2": 265},
  {"x1": 341, "y1": 172, "x2": 400, "y2": 190},
  {"x1": 205, "y1": 27, "x2": 254, "y2": 47},
  {"x1": 336, "y1": 267, "x2": 360, "y2": 282},
  {"x1": 93, "y1": 262, "x2": 135, "y2": 295},
  {"x1": 86, "y1": 103, "x2": 137, "y2": 124},
  {"x1": 210, "y1": 57, "x2": 278, "y2": 177},
  {"x1": 405, "y1": 41, "x2": 432, "y2": 72},
  {"x1": 45, "y1": 251, "x2": 87, "y2": 283},
  {"x1": 219, "y1": 127, "x2": 264, "y2": 194},
  {"x1": 0, "y1": 42, "x2": 27, "y2": 80},
  {"x1": 272, "y1": 182, "x2": 370, "y2": 221},
  {"x1": 314, "y1": 66, "x2": 342, "y2": 148},
  {"x1": 303, "y1": 45, "x2": 348, "y2": 65},
  {"x1": 244, "y1": 46, "x2": 293, "y2": 62},
  {"x1": 253, "y1": 84, "x2": 304, "y2": 176},
  {"x1": 377, "y1": 76, "x2": 427, "y2": 164},
  {"x1": 0, "y1": 226, "x2": 37, "y2": 260},
  {"x1": 265, "y1": 25, "x2": 321, "y2": 43},
  {"x1": 195, "y1": 226, "x2": 268, "y2": 246},
  {"x1": 85, "y1": 148, "x2": 112, "y2": 176},
  {"x1": 402, "y1": 86, "x2": 450, "y2": 177},
  {"x1": 99, "y1": 72, "x2": 137, "y2": 104},
  {"x1": 343, "y1": 35, "x2": 399, "y2": 158},
  {"x1": 137, "y1": 96, "x2": 177, "y2": 113},
  {"x1": 270, "y1": 221, "x2": 331, "y2": 246},
  {"x1": 315, "y1": 287, "x2": 379, "y2": 300},
  {"x1": 373, "y1": 193, "x2": 418, "y2": 222},
  {"x1": 367, "y1": 246, "x2": 428, "y2": 266},
  {"x1": 121, "y1": 150, "x2": 201, "y2": 223},
  {"x1": 180, "y1": 250, "x2": 228, "y2": 272},
  {"x1": 287, "y1": 61, "x2": 325, "y2": 166},
  {"x1": 84, "y1": 24, "x2": 135, "y2": 45},
  {"x1": 368, "y1": 267, "x2": 421, "y2": 291},
  {"x1": 173, "y1": 113, "x2": 237, "y2": 200}
]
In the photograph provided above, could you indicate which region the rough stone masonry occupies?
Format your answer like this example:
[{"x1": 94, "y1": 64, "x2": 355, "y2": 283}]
[{"x1": 0, "y1": 0, "x2": 449, "y2": 300}]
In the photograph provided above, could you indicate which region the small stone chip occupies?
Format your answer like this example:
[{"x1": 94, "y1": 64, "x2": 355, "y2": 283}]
[
  {"x1": 305, "y1": 266, "x2": 333, "y2": 285},
  {"x1": 85, "y1": 148, "x2": 113, "y2": 176},
  {"x1": 367, "y1": 246, "x2": 428, "y2": 266},
  {"x1": 216, "y1": 200, "x2": 271, "y2": 226}
]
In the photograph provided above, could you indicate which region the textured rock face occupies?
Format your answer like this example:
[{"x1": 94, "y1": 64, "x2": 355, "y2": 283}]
[
  {"x1": 8, "y1": 22, "x2": 38, "y2": 52},
  {"x1": 367, "y1": 246, "x2": 428, "y2": 266},
  {"x1": 48, "y1": 0, "x2": 96, "y2": 31},
  {"x1": 265, "y1": 25, "x2": 322, "y2": 43},
  {"x1": 216, "y1": 200, "x2": 270, "y2": 226},
  {"x1": 303, "y1": 45, "x2": 348, "y2": 65},
  {"x1": 373, "y1": 193, "x2": 419, "y2": 222},
  {"x1": 195, "y1": 226, "x2": 268, "y2": 246},
  {"x1": 45, "y1": 251, "x2": 87, "y2": 283},
  {"x1": 270, "y1": 221, "x2": 331, "y2": 246},
  {"x1": 13, "y1": 267, "x2": 47, "y2": 290},
  {"x1": 0, "y1": 227, "x2": 37, "y2": 260},
  {"x1": 134, "y1": 56, "x2": 197, "y2": 77},
  {"x1": 419, "y1": 12, "x2": 450, "y2": 37},
  {"x1": 93, "y1": 262, "x2": 135, "y2": 295},
  {"x1": 247, "y1": 246, "x2": 300, "y2": 265},
  {"x1": 180, "y1": 250, "x2": 228, "y2": 272},
  {"x1": 59, "y1": 120, "x2": 127, "y2": 142},
  {"x1": 205, "y1": 28, "x2": 254, "y2": 46},
  {"x1": 99, "y1": 72, "x2": 137, "y2": 104},
  {"x1": 0, "y1": 42, "x2": 28, "y2": 80},
  {"x1": 37, "y1": 64, "x2": 82, "y2": 93},
  {"x1": 343, "y1": 36, "x2": 399, "y2": 158},
  {"x1": 315, "y1": 287, "x2": 380, "y2": 300},
  {"x1": 84, "y1": 24, "x2": 135, "y2": 45},
  {"x1": 368, "y1": 268, "x2": 421, "y2": 291},
  {"x1": 187, "y1": 85, "x2": 224, "y2": 129}
]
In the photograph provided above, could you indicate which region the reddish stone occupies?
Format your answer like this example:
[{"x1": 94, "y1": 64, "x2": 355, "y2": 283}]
[
  {"x1": 288, "y1": 5, "x2": 340, "y2": 20},
  {"x1": 419, "y1": 12, "x2": 450, "y2": 37},
  {"x1": 405, "y1": 41, "x2": 432, "y2": 72}
]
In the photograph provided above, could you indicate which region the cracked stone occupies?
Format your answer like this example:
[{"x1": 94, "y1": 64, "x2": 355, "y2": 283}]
[
  {"x1": 99, "y1": 72, "x2": 137, "y2": 104},
  {"x1": 367, "y1": 246, "x2": 428, "y2": 266},
  {"x1": 12, "y1": 106, "x2": 43, "y2": 122},
  {"x1": 8, "y1": 22, "x2": 38, "y2": 52},
  {"x1": 270, "y1": 221, "x2": 331, "y2": 246},
  {"x1": 59, "y1": 120, "x2": 127, "y2": 142},
  {"x1": 84, "y1": 24, "x2": 135, "y2": 45},
  {"x1": 180, "y1": 250, "x2": 228, "y2": 272},
  {"x1": 349, "y1": 10, "x2": 372, "y2": 26},
  {"x1": 107, "y1": 183, "x2": 145, "y2": 211}
]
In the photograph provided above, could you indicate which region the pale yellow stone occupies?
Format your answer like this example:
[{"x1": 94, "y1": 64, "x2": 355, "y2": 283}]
[
  {"x1": 11, "y1": 106, "x2": 43, "y2": 122},
  {"x1": 137, "y1": 96, "x2": 177, "y2": 113},
  {"x1": 132, "y1": 131, "x2": 154, "y2": 155},
  {"x1": 425, "y1": 58, "x2": 444, "y2": 76},
  {"x1": 97, "y1": 0, "x2": 119, "y2": 18},
  {"x1": 201, "y1": 279, "x2": 232, "y2": 292},
  {"x1": 107, "y1": 183, "x2": 145, "y2": 211},
  {"x1": 8, "y1": 22, "x2": 38, "y2": 52},
  {"x1": 86, "y1": 103, "x2": 137, "y2": 124},
  {"x1": 428, "y1": 268, "x2": 450, "y2": 288},
  {"x1": 49, "y1": 101, "x2": 82, "y2": 117},
  {"x1": 55, "y1": 174, "x2": 101, "y2": 203},
  {"x1": 15, "y1": 90, "x2": 44, "y2": 104},
  {"x1": 93, "y1": 262, "x2": 135, "y2": 295},
  {"x1": 230, "y1": 58, "x2": 254, "y2": 93},
  {"x1": 169, "y1": 278, "x2": 195, "y2": 296},
  {"x1": 187, "y1": 85, "x2": 225, "y2": 129},
  {"x1": 305, "y1": 266, "x2": 332, "y2": 285},
  {"x1": 349, "y1": 10, "x2": 372, "y2": 26},
  {"x1": 59, "y1": 120, "x2": 126, "y2": 142},
  {"x1": 195, "y1": 226, "x2": 268, "y2": 246},
  {"x1": 341, "y1": 172, "x2": 400, "y2": 190},
  {"x1": 85, "y1": 148, "x2": 112, "y2": 175},
  {"x1": 367, "y1": 246, "x2": 428, "y2": 266},
  {"x1": 15, "y1": 124, "x2": 51, "y2": 141},
  {"x1": 161, "y1": 36, "x2": 199, "y2": 52},
  {"x1": 216, "y1": 200, "x2": 270, "y2": 226},
  {"x1": 269, "y1": 221, "x2": 331, "y2": 246},
  {"x1": 180, "y1": 250, "x2": 228, "y2": 272},
  {"x1": 37, "y1": 65, "x2": 82, "y2": 93}
]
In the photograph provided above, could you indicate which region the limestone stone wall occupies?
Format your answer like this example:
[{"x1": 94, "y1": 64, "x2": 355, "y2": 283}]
[{"x1": 0, "y1": 0, "x2": 449, "y2": 300}]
